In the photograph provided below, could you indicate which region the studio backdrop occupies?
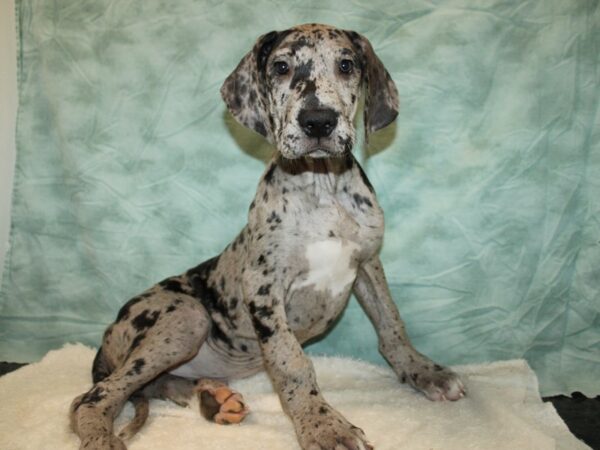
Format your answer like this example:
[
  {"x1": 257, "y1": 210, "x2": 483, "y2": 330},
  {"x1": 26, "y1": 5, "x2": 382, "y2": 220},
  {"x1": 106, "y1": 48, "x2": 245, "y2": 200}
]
[{"x1": 1, "y1": 0, "x2": 599, "y2": 397}]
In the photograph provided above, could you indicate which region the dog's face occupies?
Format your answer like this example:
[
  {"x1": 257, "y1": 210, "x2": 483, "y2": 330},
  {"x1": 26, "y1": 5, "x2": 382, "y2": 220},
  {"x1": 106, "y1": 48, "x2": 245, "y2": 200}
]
[{"x1": 221, "y1": 24, "x2": 399, "y2": 159}]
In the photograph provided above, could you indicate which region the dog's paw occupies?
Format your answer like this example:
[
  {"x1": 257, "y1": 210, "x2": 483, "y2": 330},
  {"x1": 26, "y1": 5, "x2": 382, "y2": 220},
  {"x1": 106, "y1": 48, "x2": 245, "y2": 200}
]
[
  {"x1": 198, "y1": 386, "x2": 249, "y2": 424},
  {"x1": 403, "y1": 363, "x2": 466, "y2": 401},
  {"x1": 298, "y1": 404, "x2": 374, "y2": 450}
]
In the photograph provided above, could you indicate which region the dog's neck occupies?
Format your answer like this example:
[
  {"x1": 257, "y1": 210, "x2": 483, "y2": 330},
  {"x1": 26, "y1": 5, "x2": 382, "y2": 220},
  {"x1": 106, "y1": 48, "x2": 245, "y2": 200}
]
[{"x1": 274, "y1": 152, "x2": 353, "y2": 196}]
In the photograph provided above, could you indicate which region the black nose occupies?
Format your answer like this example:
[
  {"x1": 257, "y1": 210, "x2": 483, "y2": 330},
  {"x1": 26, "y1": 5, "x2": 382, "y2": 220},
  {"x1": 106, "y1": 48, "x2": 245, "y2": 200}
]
[{"x1": 298, "y1": 108, "x2": 338, "y2": 138}]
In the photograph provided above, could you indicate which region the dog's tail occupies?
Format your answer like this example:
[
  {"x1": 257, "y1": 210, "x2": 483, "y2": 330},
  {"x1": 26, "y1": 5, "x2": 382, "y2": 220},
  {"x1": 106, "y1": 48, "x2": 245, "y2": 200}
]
[
  {"x1": 91, "y1": 346, "x2": 150, "y2": 440},
  {"x1": 117, "y1": 394, "x2": 150, "y2": 441}
]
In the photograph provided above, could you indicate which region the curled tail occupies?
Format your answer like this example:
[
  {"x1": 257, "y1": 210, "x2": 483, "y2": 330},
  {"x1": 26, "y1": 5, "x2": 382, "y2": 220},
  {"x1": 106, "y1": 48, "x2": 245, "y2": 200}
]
[
  {"x1": 89, "y1": 346, "x2": 150, "y2": 440},
  {"x1": 117, "y1": 394, "x2": 150, "y2": 440}
]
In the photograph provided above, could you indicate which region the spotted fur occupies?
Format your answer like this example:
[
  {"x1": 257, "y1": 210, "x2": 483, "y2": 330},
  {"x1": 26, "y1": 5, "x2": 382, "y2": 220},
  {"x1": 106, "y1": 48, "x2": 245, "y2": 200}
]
[{"x1": 70, "y1": 24, "x2": 464, "y2": 450}]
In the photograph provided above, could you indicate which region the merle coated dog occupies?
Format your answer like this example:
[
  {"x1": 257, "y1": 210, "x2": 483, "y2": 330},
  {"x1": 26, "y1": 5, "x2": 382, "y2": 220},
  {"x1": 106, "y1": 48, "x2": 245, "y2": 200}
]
[{"x1": 70, "y1": 23, "x2": 465, "y2": 450}]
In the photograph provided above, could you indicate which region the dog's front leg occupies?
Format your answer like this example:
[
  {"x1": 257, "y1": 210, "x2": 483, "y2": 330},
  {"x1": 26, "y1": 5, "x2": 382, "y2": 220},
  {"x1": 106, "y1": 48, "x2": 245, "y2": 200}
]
[
  {"x1": 353, "y1": 256, "x2": 466, "y2": 401},
  {"x1": 245, "y1": 276, "x2": 373, "y2": 450}
]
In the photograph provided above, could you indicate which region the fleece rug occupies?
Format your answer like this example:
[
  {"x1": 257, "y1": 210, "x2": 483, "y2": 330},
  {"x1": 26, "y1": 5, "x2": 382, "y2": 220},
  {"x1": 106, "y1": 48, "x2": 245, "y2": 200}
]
[{"x1": 0, "y1": 344, "x2": 590, "y2": 450}]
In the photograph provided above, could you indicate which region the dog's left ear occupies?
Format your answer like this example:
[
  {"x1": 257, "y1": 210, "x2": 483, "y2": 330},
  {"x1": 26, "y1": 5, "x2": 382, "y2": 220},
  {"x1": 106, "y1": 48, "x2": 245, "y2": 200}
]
[
  {"x1": 221, "y1": 30, "x2": 288, "y2": 139},
  {"x1": 345, "y1": 31, "x2": 399, "y2": 139}
]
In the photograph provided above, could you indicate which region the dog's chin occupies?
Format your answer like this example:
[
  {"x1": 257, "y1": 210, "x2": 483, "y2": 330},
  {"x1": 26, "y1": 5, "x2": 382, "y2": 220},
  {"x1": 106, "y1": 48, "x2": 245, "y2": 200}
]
[
  {"x1": 305, "y1": 147, "x2": 336, "y2": 158},
  {"x1": 279, "y1": 147, "x2": 344, "y2": 160},
  {"x1": 279, "y1": 140, "x2": 347, "y2": 160}
]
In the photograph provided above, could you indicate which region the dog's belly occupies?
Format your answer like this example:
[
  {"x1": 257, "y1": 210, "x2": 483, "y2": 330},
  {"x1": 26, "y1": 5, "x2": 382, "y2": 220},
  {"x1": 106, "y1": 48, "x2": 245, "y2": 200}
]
[
  {"x1": 169, "y1": 339, "x2": 264, "y2": 380},
  {"x1": 286, "y1": 238, "x2": 360, "y2": 342}
]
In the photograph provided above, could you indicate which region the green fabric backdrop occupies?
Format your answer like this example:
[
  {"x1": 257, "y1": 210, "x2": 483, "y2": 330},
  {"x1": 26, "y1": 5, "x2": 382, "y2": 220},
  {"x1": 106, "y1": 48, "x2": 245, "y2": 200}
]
[{"x1": 1, "y1": 0, "x2": 599, "y2": 397}]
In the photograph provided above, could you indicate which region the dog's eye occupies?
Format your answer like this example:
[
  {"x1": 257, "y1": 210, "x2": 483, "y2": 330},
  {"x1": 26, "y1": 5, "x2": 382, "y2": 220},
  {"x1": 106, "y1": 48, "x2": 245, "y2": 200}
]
[
  {"x1": 273, "y1": 61, "x2": 289, "y2": 75},
  {"x1": 339, "y1": 59, "x2": 354, "y2": 74}
]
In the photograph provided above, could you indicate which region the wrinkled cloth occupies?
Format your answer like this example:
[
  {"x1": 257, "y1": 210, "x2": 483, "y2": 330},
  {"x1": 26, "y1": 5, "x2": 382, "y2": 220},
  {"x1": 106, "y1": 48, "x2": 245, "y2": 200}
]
[
  {"x1": 1, "y1": 0, "x2": 599, "y2": 397},
  {"x1": 0, "y1": 344, "x2": 591, "y2": 450}
]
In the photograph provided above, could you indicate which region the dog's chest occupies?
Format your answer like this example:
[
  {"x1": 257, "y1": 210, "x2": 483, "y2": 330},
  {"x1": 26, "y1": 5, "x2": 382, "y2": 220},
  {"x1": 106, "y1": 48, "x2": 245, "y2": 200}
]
[
  {"x1": 283, "y1": 185, "x2": 383, "y2": 260},
  {"x1": 296, "y1": 239, "x2": 360, "y2": 296},
  {"x1": 280, "y1": 192, "x2": 383, "y2": 341}
]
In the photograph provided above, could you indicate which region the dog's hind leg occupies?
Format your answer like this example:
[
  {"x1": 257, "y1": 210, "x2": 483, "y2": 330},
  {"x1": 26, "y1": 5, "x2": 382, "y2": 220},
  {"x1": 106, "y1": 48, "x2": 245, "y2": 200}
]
[{"x1": 70, "y1": 298, "x2": 211, "y2": 450}]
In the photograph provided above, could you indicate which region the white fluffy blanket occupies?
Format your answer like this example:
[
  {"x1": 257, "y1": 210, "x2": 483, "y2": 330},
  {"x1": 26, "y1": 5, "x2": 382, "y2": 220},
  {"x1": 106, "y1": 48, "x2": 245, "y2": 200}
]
[{"x1": 0, "y1": 344, "x2": 589, "y2": 449}]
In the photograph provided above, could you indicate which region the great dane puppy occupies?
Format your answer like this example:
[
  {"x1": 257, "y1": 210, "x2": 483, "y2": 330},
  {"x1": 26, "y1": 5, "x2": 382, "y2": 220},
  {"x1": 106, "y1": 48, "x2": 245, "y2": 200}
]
[{"x1": 70, "y1": 23, "x2": 465, "y2": 450}]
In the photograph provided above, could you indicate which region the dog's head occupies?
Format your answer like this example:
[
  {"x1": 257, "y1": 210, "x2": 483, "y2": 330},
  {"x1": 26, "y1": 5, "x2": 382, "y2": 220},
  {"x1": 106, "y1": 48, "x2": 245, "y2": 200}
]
[{"x1": 221, "y1": 24, "x2": 399, "y2": 159}]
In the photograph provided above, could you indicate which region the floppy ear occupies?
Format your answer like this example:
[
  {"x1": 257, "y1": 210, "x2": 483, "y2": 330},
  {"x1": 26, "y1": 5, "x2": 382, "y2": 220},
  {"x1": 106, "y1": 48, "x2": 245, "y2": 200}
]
[
  {"x1": 345, "y1": 31, "x2": 399, "y2": 139},
  {"x1": 220, "y1": 31, "x2": 288, "y2": 138}
]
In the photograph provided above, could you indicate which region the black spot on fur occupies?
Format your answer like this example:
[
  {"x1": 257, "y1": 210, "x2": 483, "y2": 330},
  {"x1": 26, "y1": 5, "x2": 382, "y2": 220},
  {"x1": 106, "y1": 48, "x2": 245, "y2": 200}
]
[
  {"x1": 80, "y1": 386, "x2": 106, "y2": 406},
  {"x1": 303, "y1": 80, "x2": 318, "y2": 102},
  {"x1": 353, "y1": 193, "x2": 373, "y2": 208},
  {"x1": 252, "y1": 319, "x2": 274, "y2": 342},
  {"x1": 187, "y1": 256, "x2": 237, "y2": 344},
  {"x1": 248, "y1": 302, "x2": 274, "y2": 318},
  {"x1": 257, "y1": 284, "x2": 271, "y2": 296},
  {"x1": 252, "y1": 318, "x2": 274, "y2": 342},
  {"x1": 254, "y1": 121, "x2": 267, "y2": 136},
  {"x1": 132, "y1": 310, "x2": 161, "y2": 331},
  {"x1": 266, "y1": 211, "x2": 281, "y2": 224},
  {"x1": 290, "y1": 59, "x2": 314, "y2": 90},
  {"x1": 126, "y1": 358, "x2": 145, "y2": 376},
  {"x1": 187, "y1": 257, "x2": 220, "y2": 301},
  {"x1": 210, "y1": 322, "x2": 234, "y2": 349},
  {"x1": 257, "y1": 254, "x2": 266, "y2": 265},
  {"x1": 159, "y1": 278, "x2": 187, "y2": 294},
  {"x1": 116, "y1": 296, "x2": 145, "y2": 322},
  {"x1": 235, "y1": 231, "x2": 245, "y2": 246},
  {"x1": 129, "y1": 333, "x2": 146, "y2": 352},
  {"x1": 328, "y1": 29, "x2": 342, "y2": 39},
  {"x1": 248, "y1": 302, "x2": 275, "y2": 342},
  {"x1": 290, "y1": 36, "x2": 315, "y2": 53},
  {"x1": 264, "y1": 163, "x2": 276, "y2": 184}
]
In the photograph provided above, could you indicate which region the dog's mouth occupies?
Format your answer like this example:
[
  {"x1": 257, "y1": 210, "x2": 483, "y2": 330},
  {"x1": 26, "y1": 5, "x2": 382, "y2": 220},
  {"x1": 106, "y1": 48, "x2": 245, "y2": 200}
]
[
  {"x1": 305, "y1": 146, "x2": 335, "y2": 158},
  {"x1": 302, "y1": 134, "x2": 350, "y2": 158},
  {"x1": 278, "y1": 122, "x2": 355, "y2": 160}
]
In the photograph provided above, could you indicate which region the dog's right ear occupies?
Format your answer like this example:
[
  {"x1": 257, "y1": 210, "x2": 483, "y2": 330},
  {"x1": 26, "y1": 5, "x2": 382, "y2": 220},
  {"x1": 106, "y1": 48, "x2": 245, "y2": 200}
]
[{"x1": 221, "y1": 31, "x2": 288, "y2": 139}]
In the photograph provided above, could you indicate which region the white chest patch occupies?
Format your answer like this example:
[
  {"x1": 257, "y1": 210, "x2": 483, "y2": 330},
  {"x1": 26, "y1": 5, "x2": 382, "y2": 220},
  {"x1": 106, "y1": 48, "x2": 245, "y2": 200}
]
[{"x1": 297, "y1": 240, "x2": 359, "y2": 296}]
